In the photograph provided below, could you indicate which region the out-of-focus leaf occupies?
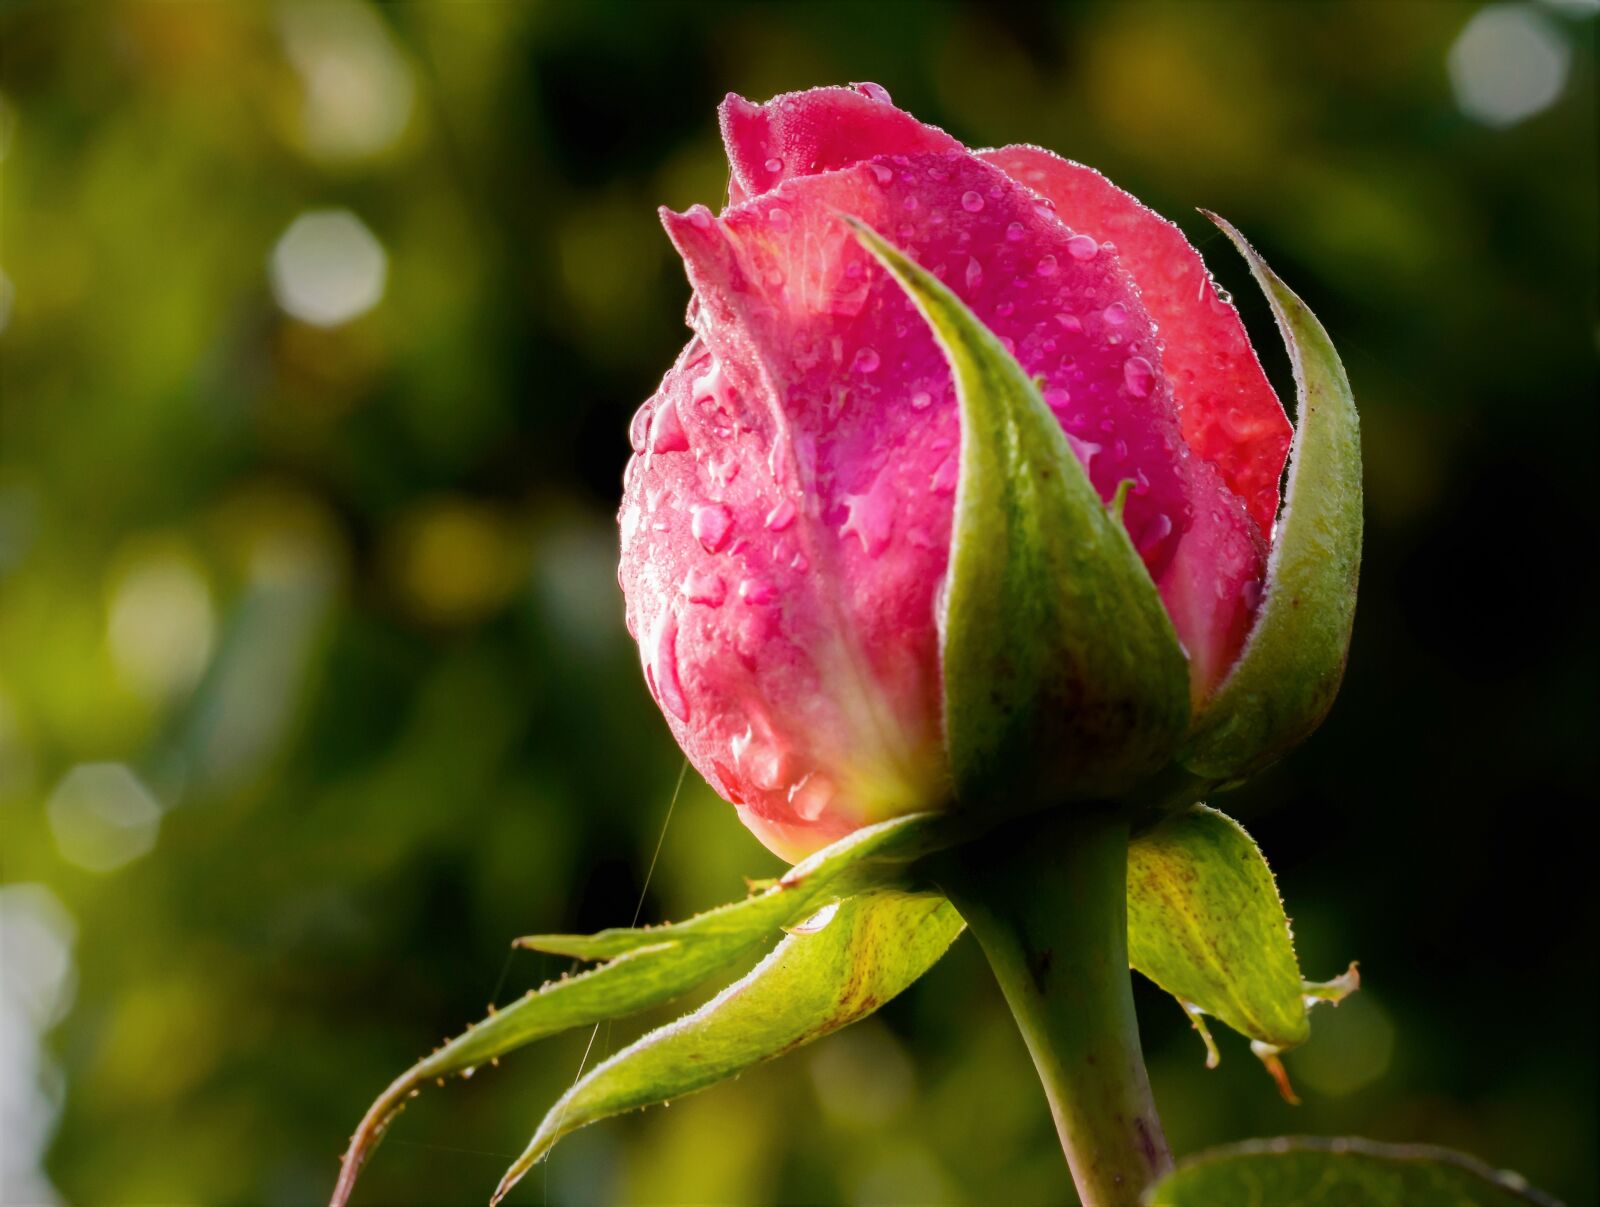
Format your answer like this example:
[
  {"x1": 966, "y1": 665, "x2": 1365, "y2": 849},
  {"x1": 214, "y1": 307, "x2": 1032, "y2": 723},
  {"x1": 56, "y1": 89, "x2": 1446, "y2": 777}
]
[
  {"x1": 1146, "y1": 1137, "x2": 1561, "y2": 1206},
  {"x1": 517, "y1": 810, "x2": 947, "y2": 960},
  {"x1": 848, "y1": 218, "x2": 1190, "y2": 812},
  {"x1": 1183, "y1": 216, "x2": 1363, "y2": 782},
  {"x1": 1128, "y1": 806, "x2": 1335, "y2": 1052},
  {"x1": 491, "y1": 890, "x2": 965, "y2": 1204}
]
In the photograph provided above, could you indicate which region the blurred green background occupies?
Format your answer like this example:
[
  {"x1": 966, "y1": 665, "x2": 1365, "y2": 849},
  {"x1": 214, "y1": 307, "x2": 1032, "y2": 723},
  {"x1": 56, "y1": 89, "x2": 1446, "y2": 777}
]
[{"x1": 1, "y1": 1, "x2": 1594, "y2": 1204}]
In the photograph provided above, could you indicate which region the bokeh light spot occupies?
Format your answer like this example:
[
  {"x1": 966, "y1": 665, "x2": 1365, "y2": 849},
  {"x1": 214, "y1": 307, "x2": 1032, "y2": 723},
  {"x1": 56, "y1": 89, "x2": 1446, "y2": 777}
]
[
  {"x1": 279, "y1": 0, "x2": 415, "y2": 163},
  {"x1": 1289, "y1": 992, "x2": 1397, "y2": 1097},
  {"x1": 46, "y1": 763, "x2": 164, "y2": 873},
  {"x1": 386, "y1": 498, "x2": 524, "y2": 625},
  {"x1": 106, "y1": 545, "x2": 215, "y2": 701},
  {"x1": 1449, "y1": 4, "x2": 1570, "y2": 128},
  {"x1": 269, "y1": 209, "x2": 387, "y2": 327}
]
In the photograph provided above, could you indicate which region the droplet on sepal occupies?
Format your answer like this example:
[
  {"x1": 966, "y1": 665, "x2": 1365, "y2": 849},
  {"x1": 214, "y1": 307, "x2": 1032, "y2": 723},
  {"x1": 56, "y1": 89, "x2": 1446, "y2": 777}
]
[{"x1": 784, "y1": 899, "x2": 840, "y2": 934}]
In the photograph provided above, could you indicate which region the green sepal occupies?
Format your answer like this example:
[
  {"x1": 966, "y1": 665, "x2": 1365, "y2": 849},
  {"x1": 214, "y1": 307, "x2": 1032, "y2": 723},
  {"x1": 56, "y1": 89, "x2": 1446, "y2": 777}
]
[
  {"x1": 848, "y1": 218, "x2": 1190, "y2": 812},
  {"x1": 1127, "y1": 805, "x2": 1353, "y2": 1059},
  {"x1": 1146, "y1": 1137, "x2": 1561, "y2": 1206},
  {"x1": 1183, "y1": 216, "x2": 1363, "y2": 782},
  {"x1": 517, "y1": 810, "x2": 946, "y2": 960},
  {"x1": 492, "y1": 890, "x2": 965, "y2": 1203},
  {"x1": 330, "y1": 814, "x2": 951, "y2": 1206}
]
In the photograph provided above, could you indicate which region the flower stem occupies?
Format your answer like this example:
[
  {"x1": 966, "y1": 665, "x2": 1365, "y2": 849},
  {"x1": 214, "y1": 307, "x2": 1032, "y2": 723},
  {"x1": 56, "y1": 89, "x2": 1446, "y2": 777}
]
[{"x1": 936, "y1": 809, "x2": 1172, "y2": 1206}]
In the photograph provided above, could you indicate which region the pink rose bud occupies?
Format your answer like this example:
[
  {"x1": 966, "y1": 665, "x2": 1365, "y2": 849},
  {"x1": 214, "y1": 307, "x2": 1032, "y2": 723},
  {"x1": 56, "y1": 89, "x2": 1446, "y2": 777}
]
[{"x1": 620, "y1": 84, "x2": 1292, "y2": 861}]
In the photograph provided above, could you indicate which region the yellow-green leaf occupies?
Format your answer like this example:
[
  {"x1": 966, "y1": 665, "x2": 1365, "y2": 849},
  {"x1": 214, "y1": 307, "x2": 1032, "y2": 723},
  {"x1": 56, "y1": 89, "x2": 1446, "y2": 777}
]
[{"x1": 492, "y1": 891, "x2": 965, "y2": 1203}]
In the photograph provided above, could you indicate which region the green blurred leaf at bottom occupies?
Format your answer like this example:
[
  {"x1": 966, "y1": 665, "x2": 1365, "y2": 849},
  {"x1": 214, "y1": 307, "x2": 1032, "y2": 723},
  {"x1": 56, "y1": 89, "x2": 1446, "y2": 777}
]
[
  {"x1": 1146, "y1": 1137, "x2": 1562, "y2": 1207},
  {"x1": 493, "y1": 890, "x2": 965, "y2": 1203}
]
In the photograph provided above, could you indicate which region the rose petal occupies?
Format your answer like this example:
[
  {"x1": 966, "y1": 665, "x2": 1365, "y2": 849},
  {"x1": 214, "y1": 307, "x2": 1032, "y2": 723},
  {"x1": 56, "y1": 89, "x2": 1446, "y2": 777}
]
[
  {"x1": 978, "y1": 146, "x2": 1292, "y2": 537},
  {"x1": 721, "y1": 84, "x2": 960, "y2": 205}
]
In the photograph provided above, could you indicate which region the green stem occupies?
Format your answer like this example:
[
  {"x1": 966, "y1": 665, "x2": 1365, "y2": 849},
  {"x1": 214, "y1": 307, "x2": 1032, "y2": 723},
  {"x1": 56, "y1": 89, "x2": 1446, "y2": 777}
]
[{"x1": 936, "y1": 809, "x2": 1171, "y2": 1207}]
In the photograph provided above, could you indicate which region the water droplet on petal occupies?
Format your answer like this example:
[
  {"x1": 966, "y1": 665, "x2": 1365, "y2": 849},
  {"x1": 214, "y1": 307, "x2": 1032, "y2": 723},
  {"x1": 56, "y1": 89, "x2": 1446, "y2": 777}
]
[
  {"x1": 687, "y1": 207, "x2": 712, "y2": 230},
  {"x1": 691, "y1": 502, "x2": 733, "y2": 552},
  {"x1": 628, "y1": 401, "x2": 653, "y2": 452},
  {"x1": 965, "y1": 256, "x2": 983, "y2": 291},
  {"x1": 1067, "y1": 234, "x2": 1099, "y2": 260},
  {"x1": 767, "y1": 206, "x2": 791, "y2": 232},
  {"x1": 1005, "y1": 220, "x2": 1025, "y2": 242},
  {"x1": 854, "y1": 81, "x2": 892, "y2": 103},
  {"x1": 1103, "y1": 302, "x2": 1128, "y2": 326},
  {"x1": 1035, "y1": 254, "x2": 1059, "y2": 278},
  {"x1": 764, "y1": 156, "x2": 784, "y2": 174},
  {"x1": 764, "y1": 499, "x2": 796, "y2": 531},
  {"x1": 1056, "y1": 312, "x2": 1083, "y2": 333},
  {"x1": 961, "y1": 190, "x2": 985, "y2": 213},
  {"x1": 682, "y1": 568, "x2": 726, "y2": 606},
  {"x1": 853, "y1": 346, "x2": 881, "y2": 373},
  {"x1": 1065, "y1": 435, "x2": 1101, "y2": 469},
  {"x1": 910, "y1": 390, "x2": 933, "y2": 410},
  {"x1": 1123, "y1": 356, "x2": 1155, "y2": 398},
  {"x1": 647, "y1": 611, "x2": 688, "y2": 720},
  {"x1": 1044, "y1": 387, "x2": 1072, "y2": 411},
  {"x1": 649, "y1": 397, "x2": 690, "y2": 452},
  {"x1": 788, "y1": 772, "x2": 836, "y2": 821},
  {"x1": 738, "y1": 577, "x2": 779, "y2": 605},
  {"x1": 869, "y1": 162, "x2": 895, "y2": 185}
]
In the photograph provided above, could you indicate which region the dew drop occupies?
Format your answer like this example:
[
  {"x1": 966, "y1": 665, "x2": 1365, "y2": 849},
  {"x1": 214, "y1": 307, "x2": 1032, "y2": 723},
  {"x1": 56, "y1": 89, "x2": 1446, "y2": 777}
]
[
  {"x1": 855, "y1": 81, "x2": 892, "y2": 103},
  {"x1": 628, "y1": 401, "x2": 653, "y2": 453},
  {"x1": 682, "y1": 568, "x2": 726, "y2": 606},
  {"x1": 647, "y1": 611, "x2": 689, "y2": 720},
  {"x1": 902, "y1": 195, "x2": 919, "y2": 212},
  {"x1": 764, "y1": 156, "x2": 784, "y2": 174},
  {"x1": 1005, "y1": 220, "x2": 1026, "y2": 242},
  {"x1": 1055, "y1": 312, "x2": 1083, "y2": 333},
  {"x1": 1066, "y1": 234, "x2": 1099, "y2": 261},
  {"x1": 738, "y1": 577, "x2": 779, "y2": 605},
  {"x1": 767, "y1": 206, "x2": 791, "y2": 232},
  {"x1": 788, "y1": 900, "x2": 839, "y2": 934},
  {"x1": 869, "y1": 162, "x2": 895, "y2": 185},
  {"x1": 910, "y1": 390, "x2": 933, "y2": 410},
  {"x1": 961, "y1": 190, "x2": 985, "y2": 213},
  {"x1": 687, "y1": 207, "x2": 712, "y2": 230},
  {"x1": 764, "y1": 499, "x2": 796, "y2": 531},
  {"x1": 649, "y1": 397, "x2": 689, "y2": 453},
  {"x1": 853, "y1": 346, "x2": 881, "y2": 373},
  {"x1": 965, "y1": 256, "x2": 983, "y2": 291},
  {"x1": 1044, "y1": 386, "x2": 1072, "y2": 411},
  {"x1": 1035, "y1": 254, "x2": 1059, "y2": 278},
  {"x1": 788, "y1": 772, "x2": 836, "y2": 821},
  {"x1": 691, "y1": 502, "x2": 733, "y2": 552},
  {"x1": 1123, "y1": 356, "x2": 1155, "y2": 398},
  {"x1": 1103, "y1": 302, "x2": 1129, "y2": 326}
]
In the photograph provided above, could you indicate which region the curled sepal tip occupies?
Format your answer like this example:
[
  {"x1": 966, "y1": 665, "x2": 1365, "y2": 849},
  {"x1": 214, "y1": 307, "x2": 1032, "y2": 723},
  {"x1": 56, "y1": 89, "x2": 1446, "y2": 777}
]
[
  {"x1": 845, "y1": 216, "x2": 1190, "y2": 813},
  {"x1": 1183, "y1": 214, "x2": 1362, "y2": 782}
]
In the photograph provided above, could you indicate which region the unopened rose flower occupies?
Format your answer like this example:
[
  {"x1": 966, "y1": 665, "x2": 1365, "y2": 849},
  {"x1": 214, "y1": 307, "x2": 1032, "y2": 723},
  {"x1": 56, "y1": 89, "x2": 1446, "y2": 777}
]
[{"x1": 619, "y1": 84, "x2": 1291, "y2": 861}]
